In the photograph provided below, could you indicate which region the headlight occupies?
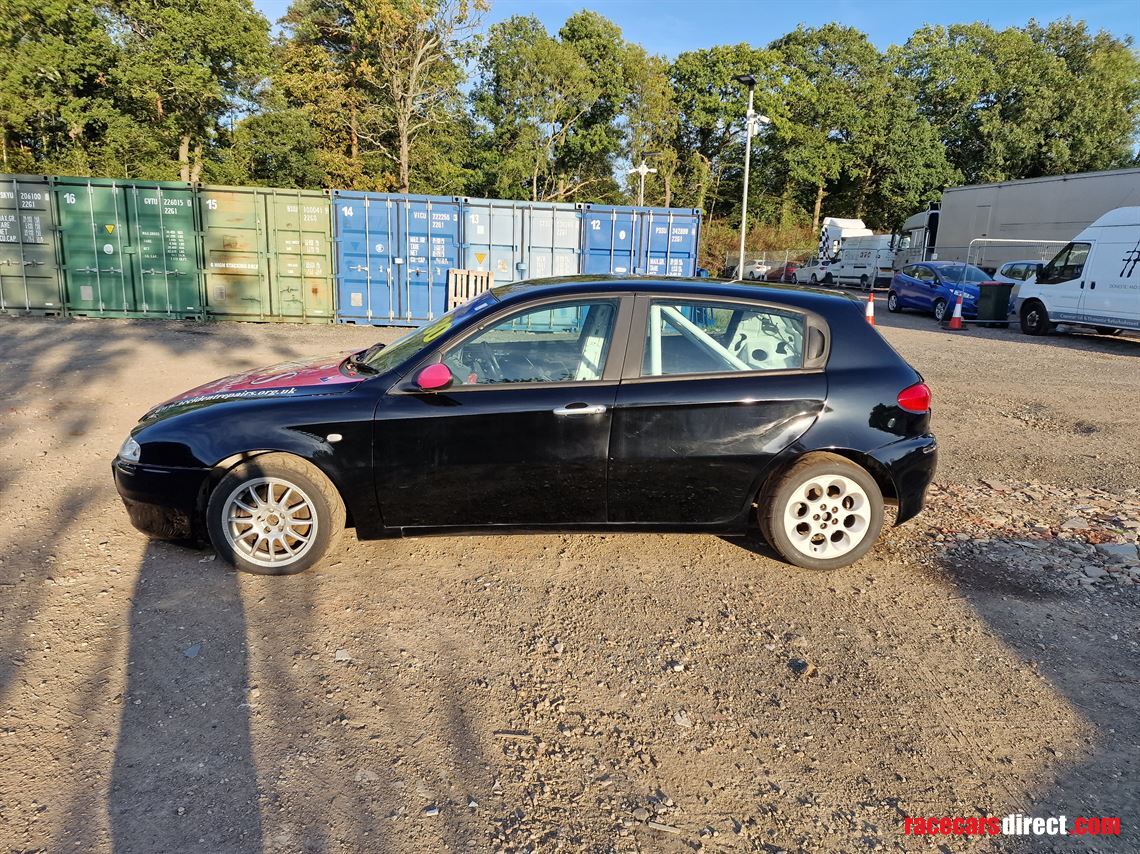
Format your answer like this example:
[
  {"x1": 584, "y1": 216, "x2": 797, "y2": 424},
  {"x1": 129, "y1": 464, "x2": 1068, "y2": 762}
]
[{"x1": 118, "y1": 436, "x2": 141, "y2": 463}]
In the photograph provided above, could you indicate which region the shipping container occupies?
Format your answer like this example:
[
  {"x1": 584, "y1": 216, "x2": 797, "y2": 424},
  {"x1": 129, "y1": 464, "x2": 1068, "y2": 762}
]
[
  {"x1": 333, "y1": 192, "x2": 461, "y2": 325},
  {"x1": 198, "y1": 185, "x2": 334, "y2": 322},
  {"x1": 581, "y1": 205, "x2": 701, "y2": 278},
  {"x1": 461, "y1": 199, "x2": 582, "y2": 283},
  {"x1": 0, "y1": 174, "x2": 63, "y2": 315},
  {"x1": 53, "y1": 177, "x2": 203, "y2": 318}
]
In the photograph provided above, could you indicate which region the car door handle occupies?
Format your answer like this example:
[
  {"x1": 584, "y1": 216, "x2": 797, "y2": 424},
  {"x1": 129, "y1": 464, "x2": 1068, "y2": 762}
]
[{"x1": 553, "y1": 403, "x2": 607, "y2": 416}]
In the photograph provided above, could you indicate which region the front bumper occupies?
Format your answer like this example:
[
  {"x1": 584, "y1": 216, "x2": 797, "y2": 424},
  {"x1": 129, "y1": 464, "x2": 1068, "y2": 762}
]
[
  {"x1": 113, "y1": 459, "x2": 211, "y2": 540},
  {"x1": 869, "y1": 433, "x2": 938, "y2": 524}
]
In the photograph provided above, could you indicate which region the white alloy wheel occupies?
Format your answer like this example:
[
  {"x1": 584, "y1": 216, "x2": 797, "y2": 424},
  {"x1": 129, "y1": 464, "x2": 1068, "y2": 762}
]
[
  {"x1": 222, "y1": 476, "x2": 319, "y2": 569},
  {"x1": 782, "y1": 474, "x2": 871, "y2": 559}
]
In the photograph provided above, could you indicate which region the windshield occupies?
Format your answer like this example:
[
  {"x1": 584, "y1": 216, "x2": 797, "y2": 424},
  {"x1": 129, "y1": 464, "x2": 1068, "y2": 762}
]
[
  {"x1": 939, "y1": 264, "x2": 989, "y2": 284},
  {"x1": 359, "y1": 291, "x2": 499, "y2": 374}
]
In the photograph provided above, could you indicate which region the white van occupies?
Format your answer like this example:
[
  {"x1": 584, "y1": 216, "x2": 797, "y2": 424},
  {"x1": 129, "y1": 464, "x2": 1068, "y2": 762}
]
[
  {"x1": 827, "y1": 235, "x2": 896, "y2": 289},
  {"x1": 1016, "y1": 207, "x2": 1140, "y2": 335}
]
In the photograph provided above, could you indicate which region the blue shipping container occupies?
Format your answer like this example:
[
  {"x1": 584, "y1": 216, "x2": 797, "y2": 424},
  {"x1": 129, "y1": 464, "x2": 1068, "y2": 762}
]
[
  {"x1": 334, "y1": 192, "x2": 460, "y2": 325},
  {"x1": 581, "y1": 206, "x2": 701, "y2": 278},
  {"x1": 461, "y1": 199, "x2": 581, "y2": 283}
]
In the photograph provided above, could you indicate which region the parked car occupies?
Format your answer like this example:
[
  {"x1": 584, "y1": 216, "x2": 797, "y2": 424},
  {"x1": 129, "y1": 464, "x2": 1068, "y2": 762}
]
[
  {"x1": 739, "y1": 259, "x2": 772, "y2": 280},
  {"x1": 1017, "y1": 207, "x2": 1140, "y2": 336},
  {"x1": 794, "y1": 256, "x2": 830, "y2": 285},
  {"x1": 113, "y1": 277, "x2": 937, "y2": 575},
  {"x1": 886, "y1": 262, "x2": 990, "y2": 321},
  {"x1": 765, "y1": 262, "x2": 802, "y2": 283}
]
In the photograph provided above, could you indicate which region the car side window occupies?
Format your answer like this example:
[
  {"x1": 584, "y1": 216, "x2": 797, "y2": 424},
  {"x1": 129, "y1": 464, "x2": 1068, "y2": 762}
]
[
  {"x1": 1038, "y1": 242, "x2": 1091, "y2": 284},
  {"x1": 642, "y1": 299, "x2": 806, "y2": 377},
  {"x1": 914, "y1": 266, "x2": 935, "y2": 283},
  {"x1": 900, "y1": 265, "x2": 915, "y2": 278},
  {"x1": 442, "y1": 299, "x2": 619, "y2": 385}
]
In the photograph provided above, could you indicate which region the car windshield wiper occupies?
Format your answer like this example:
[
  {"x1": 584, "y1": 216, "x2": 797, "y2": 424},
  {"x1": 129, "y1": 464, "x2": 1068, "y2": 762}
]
[{"x1": 345, "y1": 351, "x2": 381, "y2": 374}]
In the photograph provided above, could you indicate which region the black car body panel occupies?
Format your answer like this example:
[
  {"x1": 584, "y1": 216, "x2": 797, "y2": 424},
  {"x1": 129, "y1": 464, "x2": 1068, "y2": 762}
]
[{"x1": 113, "y1": 276, "x2": 937, "y2": 545}]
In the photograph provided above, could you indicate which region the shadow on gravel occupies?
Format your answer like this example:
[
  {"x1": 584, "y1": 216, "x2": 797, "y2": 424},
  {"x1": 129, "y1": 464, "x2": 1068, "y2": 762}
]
[
  {"x1": 109, "y1": 541, "x2": 263, "y2": 854},
  {"x1": 935, "y1": 549, "x2": 1140, "y2": 851}
]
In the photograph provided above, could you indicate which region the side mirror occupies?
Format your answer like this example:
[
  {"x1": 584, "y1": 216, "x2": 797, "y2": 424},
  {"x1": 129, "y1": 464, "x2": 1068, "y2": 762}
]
[{"x1": 416, "y1": 363, "x2": 453, "y2": 391}]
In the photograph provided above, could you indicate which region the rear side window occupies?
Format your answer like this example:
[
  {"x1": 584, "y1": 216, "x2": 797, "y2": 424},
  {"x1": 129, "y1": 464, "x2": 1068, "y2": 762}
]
[
  {"x1": 1039, "y1": 242, "x2": 1091, "y2": 284},
  {"x1": 642, "y1": 299, "x2": 806, "y2": 377}
]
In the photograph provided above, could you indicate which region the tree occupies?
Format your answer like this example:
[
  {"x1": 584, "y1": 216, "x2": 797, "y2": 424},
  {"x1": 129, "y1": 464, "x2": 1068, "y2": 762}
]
[
  {"x1": 624, "y1": 47, "x2": 678, "y2": 205},
  {"x1": 473, "y1": 15, "x2": 600, "y2": 201},
  {"x1": 0, "y1": 0, "x2": 121, "y2": 173},
  {"x1": 894, "y1": 20, "x2": 1140, "y2": 183},
  {"x1": 104, "y1": 0, "x2": 271, "y2": 182},
  {"x1": 352, "y1": 0, "x2": 484, "y2": 193}
]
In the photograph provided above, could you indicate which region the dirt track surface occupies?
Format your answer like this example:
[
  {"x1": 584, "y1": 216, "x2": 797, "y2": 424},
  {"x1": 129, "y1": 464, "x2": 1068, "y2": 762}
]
[{"x1": 1, "y1": 311, "x2": 1138, "y2": 853}]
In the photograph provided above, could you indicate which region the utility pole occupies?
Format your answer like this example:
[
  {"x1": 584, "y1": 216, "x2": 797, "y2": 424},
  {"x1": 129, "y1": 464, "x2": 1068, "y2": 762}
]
[
  {"x1": 628, "y1": 155, "x2": 658, "y2": 207},
  {"x1": 733, "y1": 74, "x2": 770, "y2": 281}
]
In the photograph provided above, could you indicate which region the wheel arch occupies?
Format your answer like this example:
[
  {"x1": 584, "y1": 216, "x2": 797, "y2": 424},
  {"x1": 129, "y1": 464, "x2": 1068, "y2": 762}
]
[
  {"x1": 755, "y1": 447, "x2": 898, "y2": 511},
  {"x1": 198, "y1": 450, "x2": 357, "y2": 530}
]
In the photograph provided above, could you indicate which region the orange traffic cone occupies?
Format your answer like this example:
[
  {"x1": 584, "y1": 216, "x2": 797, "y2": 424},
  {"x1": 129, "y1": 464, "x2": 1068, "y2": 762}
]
[
  {"x1": 865, "y1": 292, "x2": 875, "y2": 326},
  {"x1": 946, "y1": 293, "x2": 965, "y2": 330}
]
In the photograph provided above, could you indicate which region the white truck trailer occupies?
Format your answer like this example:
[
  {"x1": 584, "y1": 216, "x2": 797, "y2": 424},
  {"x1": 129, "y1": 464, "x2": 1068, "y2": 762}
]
[{"x1": 894, "y1": 167, "x2": 1140, "y2": 273}]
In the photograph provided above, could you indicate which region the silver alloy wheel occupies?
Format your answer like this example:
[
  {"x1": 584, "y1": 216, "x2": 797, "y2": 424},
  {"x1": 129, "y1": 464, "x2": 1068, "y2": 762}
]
[
  {"x1": 933, "y1": 299, "x2": 947, "y2": 321},
  {"x1": 782, "y1": 474, "x2": 871, "y2": 559},
  {"x1": 222, "y1": 476, "x2": 319, "y2": 569},
  {"x1": 887, "y1": 292, "x2": 898, "y2": 311}
]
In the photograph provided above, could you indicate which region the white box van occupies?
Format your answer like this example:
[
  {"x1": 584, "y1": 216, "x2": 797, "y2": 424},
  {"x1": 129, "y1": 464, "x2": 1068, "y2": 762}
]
[
  {"x1": 1016, "y1": 207, "x2": 1140, "y2": 335},
  {"x1": 827, "y1": 235, "x2": 896, "y2": 289}
]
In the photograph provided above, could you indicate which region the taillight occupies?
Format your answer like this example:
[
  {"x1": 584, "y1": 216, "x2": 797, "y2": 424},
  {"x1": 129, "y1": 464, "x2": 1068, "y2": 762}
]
[{"x1": 897, "y1": 382, "x2": 931, "y2": 413}]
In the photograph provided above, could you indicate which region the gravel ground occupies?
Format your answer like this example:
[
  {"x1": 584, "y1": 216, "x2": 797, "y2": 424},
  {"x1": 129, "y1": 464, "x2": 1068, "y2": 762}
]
[{"x1": 0, "y1": 310, "x2": 1137, "y2": 853}]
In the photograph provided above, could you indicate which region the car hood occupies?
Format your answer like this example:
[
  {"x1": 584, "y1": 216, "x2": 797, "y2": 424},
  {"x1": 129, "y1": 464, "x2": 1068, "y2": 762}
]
[{"x1": 141, "y1": 353, "x2": 366, "y2": 421}]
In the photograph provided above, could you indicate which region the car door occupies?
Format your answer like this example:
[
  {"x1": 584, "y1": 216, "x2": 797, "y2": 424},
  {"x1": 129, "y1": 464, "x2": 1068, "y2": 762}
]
[
  {"x1": 910, "y1": 265, "x2": 939, "y2": 309},
  {"x1": 895, "y1": 266, "x2": 922, "y2": 308},
  {"x1": 1079, "y1": 235, "x2": 1140, "y2": 330},
  {"x1": 373, "y1": 294, "x2": 633, "y2": 528},
  {"x1": 607, "y1": 294, "x2": 828, "y2": 525},
  {"x1": 1037, "y1": 241, "x2": 1092, "y2": 323}
]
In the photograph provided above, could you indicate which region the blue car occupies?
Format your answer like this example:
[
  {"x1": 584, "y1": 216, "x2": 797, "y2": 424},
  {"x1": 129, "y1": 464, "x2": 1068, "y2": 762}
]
[{"x1": 887, "y1": 262, "x2": 989, "y2": 321}]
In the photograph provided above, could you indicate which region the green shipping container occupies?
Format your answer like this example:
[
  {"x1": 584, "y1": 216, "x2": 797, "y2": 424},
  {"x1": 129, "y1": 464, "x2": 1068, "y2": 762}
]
[
  {"x1": 54, "y1": 177, "x2": 204, "y2": 319},
  {"x1": 198, "y1": 185, "x2": 334, "y2": 323},
  {"x1": 0, "y1": 174, "x2": 64, "y2": 315}
]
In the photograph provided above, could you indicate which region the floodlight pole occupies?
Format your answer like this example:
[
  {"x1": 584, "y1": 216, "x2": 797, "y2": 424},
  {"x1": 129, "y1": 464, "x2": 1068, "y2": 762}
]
[{"x1": 733, "y1": 74, "x2": 769, "y2": 281}]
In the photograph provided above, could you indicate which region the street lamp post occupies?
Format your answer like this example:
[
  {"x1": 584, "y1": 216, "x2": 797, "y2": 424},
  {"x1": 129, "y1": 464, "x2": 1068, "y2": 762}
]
[
  {"x1": 628, "y1": 156, "x2": 658, "y2": 207},
  {"x1": 733, "y1": 73, "x2": 769, "y2": 281}
]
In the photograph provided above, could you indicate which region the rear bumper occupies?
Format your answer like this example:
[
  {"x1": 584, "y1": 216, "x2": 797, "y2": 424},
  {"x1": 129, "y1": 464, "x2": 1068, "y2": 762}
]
[
  {"x1": 869, "y1": 434, "x2": 938, "y2": 525},
  {"x1": 113, "y1": 460, "x2": 210, "y2": 540}
]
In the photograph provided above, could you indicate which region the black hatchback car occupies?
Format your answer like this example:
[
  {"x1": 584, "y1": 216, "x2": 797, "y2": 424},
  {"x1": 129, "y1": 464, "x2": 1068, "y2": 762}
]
[{"x1": 113, "y1": 277, "x2": 937, "y2": 574}]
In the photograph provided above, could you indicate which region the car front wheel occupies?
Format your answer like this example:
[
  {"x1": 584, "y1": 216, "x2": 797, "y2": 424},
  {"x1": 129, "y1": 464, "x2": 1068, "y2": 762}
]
[
  {"x1": 207, "y1": 453, "x2": 345, "y2": 575},
  {"x1": 759, "y1": 453, "x2": 884, "y2": 570},
  {"x1": 932, "y1": 298, "x2": 948, "y2": 322},
  {"x1": 1020, "y1": 300, "x2": 1054, "y2": 336},
  {"x1": 887, "y1": 291, "x2": 900, "y2": 312}
]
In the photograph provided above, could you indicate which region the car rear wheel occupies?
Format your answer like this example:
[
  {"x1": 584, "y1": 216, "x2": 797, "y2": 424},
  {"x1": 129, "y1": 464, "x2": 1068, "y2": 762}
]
[
  {"x1": 887, "y1": 291, "x2": 900, "y2": 313},
  {"x1": 1020, "y1": 300, "x2": 1054, "y2": 336},
  {"x1": 207, "y1": 453, "x2": 345, "y2": 575},
  {"x1": 759, "y1": 453, "x2": 884, "y2": 570},
  {"x1": 859, "y1": 274, "x2": 870, "y2": 290},
  {"x1": 932, "y1": 298, "x2": 948, "y2": 322},
  {"x1": 747, "y1": 271, "x2": 757, "y2": 280},
  {"x1": 809, "y1": 274, "x2": 817, "y2": 285}
]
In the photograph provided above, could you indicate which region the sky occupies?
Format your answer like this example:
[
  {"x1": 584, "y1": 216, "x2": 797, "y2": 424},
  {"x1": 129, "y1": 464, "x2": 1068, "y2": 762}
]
[{"x1": 251, "y1": 0, "x2": 1139, "y2": 54}]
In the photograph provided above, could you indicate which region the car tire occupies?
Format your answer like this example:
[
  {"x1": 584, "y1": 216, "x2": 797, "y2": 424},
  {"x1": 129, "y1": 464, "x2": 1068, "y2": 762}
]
[
  {"x1": 747, "y1": 271, "x2": 756, "y2": 280},
  {"x1": 810, "y1": 274, "x2": 818, "y2": 285},
  {"x1": 207, "y1": 453, "x2": 345, "y2": 575},
  {"x1": 886, "y1": 291, "x2": 900, "y2": 313},
  {"x1": 1020, "y1": 300, "x2": 1053, "y2": 336},
  {"x1": 1094, "y1": 326, "x2": 1121, "y2": 336},
  {"x1": 859, "y1": 274, "x2": 870, "y2": 290},
  {"x1": 932, "y1": 298, "x2": 948, "y2": 322},
  {"x1": 823, "y1": 273, "x2": 834, "y2": 285},
  {"x1": 759, "y1": 453, "x2": 884, "y2": 570}
]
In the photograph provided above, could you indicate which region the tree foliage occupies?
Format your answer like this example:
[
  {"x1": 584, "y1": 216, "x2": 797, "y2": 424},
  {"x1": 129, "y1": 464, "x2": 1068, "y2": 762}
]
[{"x1": 1, "y1": 5, "x2": 1136, "y2": 234}]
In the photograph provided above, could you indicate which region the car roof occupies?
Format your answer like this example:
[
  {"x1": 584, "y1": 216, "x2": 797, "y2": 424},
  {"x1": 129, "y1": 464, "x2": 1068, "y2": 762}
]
[{"x1": 491, "y1": 275, "x2": 859, "y2": 312}]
